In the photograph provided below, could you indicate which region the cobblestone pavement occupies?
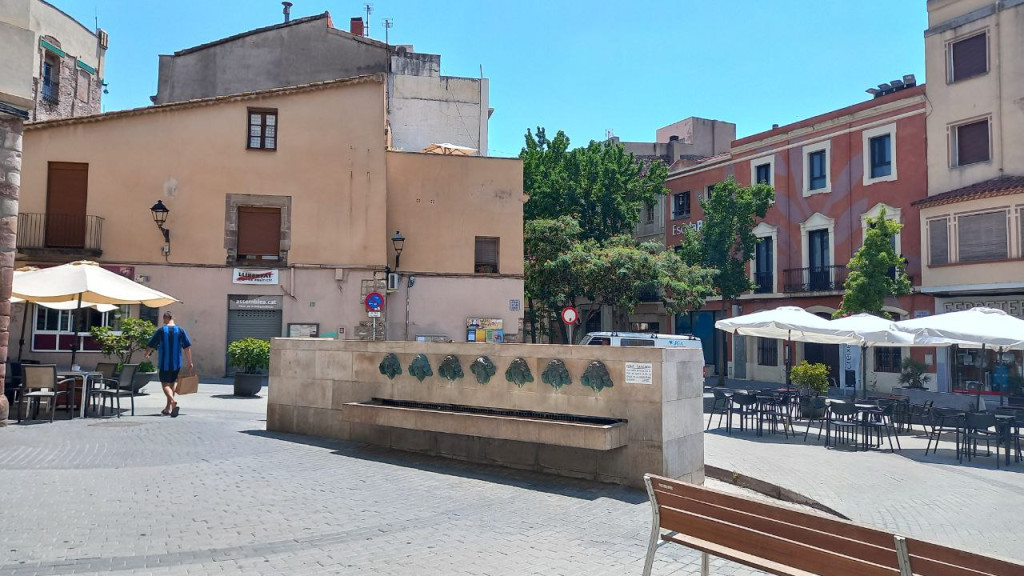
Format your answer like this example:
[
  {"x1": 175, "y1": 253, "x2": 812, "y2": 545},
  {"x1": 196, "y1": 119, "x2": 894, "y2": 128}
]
[
  {"x1": 704, "y1": 413, "x2": 1024, "y2": 562},
  {"x1": 1, "y1": 385, "x2": 764, "y2": 576}
]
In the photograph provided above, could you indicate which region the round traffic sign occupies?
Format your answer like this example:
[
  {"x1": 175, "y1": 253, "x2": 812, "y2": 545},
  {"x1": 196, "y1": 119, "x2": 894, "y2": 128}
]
[
  {"x1": 365, "y1": 292, "x2": 385, "y2": 312},
  {"x1": 561, "y1": 306, "x2": 579, "y2": 325}
]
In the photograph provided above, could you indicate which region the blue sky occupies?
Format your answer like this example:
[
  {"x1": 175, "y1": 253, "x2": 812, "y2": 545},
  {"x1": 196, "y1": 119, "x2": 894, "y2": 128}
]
[{"x1": 52, "y1": 1, "x2": 927, "y2": 158}]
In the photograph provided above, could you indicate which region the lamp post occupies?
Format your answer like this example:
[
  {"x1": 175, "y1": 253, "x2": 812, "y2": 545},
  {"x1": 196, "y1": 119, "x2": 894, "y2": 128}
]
[
  {"x1": 391, "y1": 230, "x2": 405, "y2": 271},
  {"x1": 150, "y1": 200, "x2": 170, "y2": 256}
]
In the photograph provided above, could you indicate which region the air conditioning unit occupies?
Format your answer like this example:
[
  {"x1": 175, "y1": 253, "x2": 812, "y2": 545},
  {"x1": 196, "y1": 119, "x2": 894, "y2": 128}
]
[{"x1": 387, "y1": 272, "x2": 400, "y2": 292}]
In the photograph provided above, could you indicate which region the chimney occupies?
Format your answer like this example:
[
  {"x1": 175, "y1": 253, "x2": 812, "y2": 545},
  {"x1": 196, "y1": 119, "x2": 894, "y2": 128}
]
[
  {"x1": 282, "y1": 2, "x2": 292, "y2": 23},
  {"x1": 772, "y1": 124, "x2": 779, "y2": 130},
  {"x1": 350, "y1": 17, "x2": 364, "y2": 36}
]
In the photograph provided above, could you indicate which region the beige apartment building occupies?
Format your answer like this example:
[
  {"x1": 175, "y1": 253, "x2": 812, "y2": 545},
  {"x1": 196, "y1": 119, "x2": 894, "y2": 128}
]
[
  {"x1": 16, "y1": 75, "x2": 524, "y2": 375},
  {"x1": 918, "y1": 0, "x2": 1024, "y2": 392}
]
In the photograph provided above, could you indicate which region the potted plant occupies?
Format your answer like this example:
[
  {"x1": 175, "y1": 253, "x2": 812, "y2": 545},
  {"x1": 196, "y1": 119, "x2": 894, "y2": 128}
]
[
  {"x1": 228, "y1": 337, "x2": 270, "y2": 396},
  {"x1": 91, "y1": 317, "x2": 157, "y2": 393},
  {"x1": 898, "y1": 357, "x2": 931, "y2": 390},
  {"x1": 792, "y1": 361, "x2": 829, "y2": 418},
  {"x1": 134, "y1": 360, "x2": 157, "y2": 393}
]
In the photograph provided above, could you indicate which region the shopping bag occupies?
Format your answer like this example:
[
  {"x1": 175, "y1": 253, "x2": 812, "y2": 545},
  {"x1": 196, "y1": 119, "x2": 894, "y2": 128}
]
[{"x1": 176, "y1": 370, "x2": 199, "y2": 395}]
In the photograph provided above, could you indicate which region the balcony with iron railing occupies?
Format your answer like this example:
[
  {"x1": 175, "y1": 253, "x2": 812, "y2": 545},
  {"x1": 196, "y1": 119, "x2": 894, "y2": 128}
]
[
  {"x1": 753, "y1": 272, "x2": 773, "y2": 294},
  {"x1": 16, "y1": 213, "x2": 104, "y2": 258},
  {"x1": 782, "y1": 265, "x2": 848, "y2": 293},
  {"x1": 41, "y1": 78, "x2": 59, "y2": 103}
]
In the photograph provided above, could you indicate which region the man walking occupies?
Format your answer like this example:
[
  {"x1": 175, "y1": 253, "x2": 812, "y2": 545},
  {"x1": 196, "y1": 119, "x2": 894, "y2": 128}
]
[{"x1": 144, "y1": 312, "x2": 193, "y2": 417}]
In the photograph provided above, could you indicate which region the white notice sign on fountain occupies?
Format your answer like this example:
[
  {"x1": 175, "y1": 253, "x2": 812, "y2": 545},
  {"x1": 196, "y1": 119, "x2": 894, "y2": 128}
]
[{"x1": 625, "y1": 362, "x2": 653, "y2": 385}]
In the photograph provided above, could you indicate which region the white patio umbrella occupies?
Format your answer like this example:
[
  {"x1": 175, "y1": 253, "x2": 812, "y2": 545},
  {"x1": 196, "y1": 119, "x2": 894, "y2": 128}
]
[
  {"x1": 896, "y1": 307, "x2": 1024, "y2": 405},
  {"x1": 716, "y1": 306, "x2": 860, "y2": 386},
  {"x1": 828, "y1": 314, "x2": 915, "y2": 399},
  {"x1": 12, "y1": 261, "x2": 179, "y2": 366}
]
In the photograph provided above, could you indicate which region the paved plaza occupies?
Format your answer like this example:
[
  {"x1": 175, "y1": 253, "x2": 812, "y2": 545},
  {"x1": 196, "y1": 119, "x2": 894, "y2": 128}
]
[{"x1": 1, "y1": 384, "x2": 1022, "y2": 575}]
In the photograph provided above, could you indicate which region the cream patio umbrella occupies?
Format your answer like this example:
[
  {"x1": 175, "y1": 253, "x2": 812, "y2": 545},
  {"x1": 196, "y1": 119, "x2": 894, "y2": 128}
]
[
  {"x1": 896, "y1": 307, "x2": 1024, "y2": 406},
  {"x1": 12, "y1": 261, "x2": 179, "y2": 367},
  {"x1": 421, "y1": 142, "x2": 478, "y2": 155},
  {"x1": 11, "y1": 268, "x2": 118, "y2": 362},
  {"x1": 715, "y1": 306, "x2": 860, "y2": 386}
]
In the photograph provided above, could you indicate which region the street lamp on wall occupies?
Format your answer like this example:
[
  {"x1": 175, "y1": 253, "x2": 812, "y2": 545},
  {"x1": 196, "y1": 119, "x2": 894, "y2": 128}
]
[
  {"x1": 391, "y1": 230, "x2": 405, "y2": 271},
  {"x1": 150, "y1": 200, "x2": 171, "y2": 256}
]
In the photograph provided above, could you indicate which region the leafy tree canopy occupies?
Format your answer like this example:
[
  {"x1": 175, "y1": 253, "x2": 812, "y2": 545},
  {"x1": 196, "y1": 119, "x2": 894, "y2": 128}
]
[
  {"x1": 521, "y1": 127, "x2": 669, "y2": 242},
  {"x1": 686, "y1": 176, "x2": 775, "y2": 300},
  {"x1": 835, "y1": 207, "x2": 911, "y2": 318}
]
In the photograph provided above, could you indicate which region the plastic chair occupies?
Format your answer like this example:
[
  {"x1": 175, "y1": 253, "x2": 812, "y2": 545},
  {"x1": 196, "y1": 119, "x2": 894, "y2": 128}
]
[{"x1": 729, "y1": 392, "x2": 759, "y2": 433}]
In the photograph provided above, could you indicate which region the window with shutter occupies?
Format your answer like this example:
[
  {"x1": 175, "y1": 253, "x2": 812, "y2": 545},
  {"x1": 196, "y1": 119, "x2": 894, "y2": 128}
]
[
  {"x1": 957, "y1": 211, "x2": 1007, "y2": 263},
  {"x1": 874, "y1": 347, "x2": 902, "y2": 373},
  {"x1": 757, "y1": 338, "x2": 778, "y2": 366},
  {"x1": 948, "y1": 32, "x2": 987, "y2": 83},
  {"x1": 929, "y1": 218, "x2": 949, "y2": 266},
  {"x1": 954, "y1": 119, "x2": 990, "y2": 166},
  {"x1": 237, "y1": 206, "x2": 282, "y2": 259},
  {"x1": 475, "y1": 237, "x2": 499, "y2": 273}
]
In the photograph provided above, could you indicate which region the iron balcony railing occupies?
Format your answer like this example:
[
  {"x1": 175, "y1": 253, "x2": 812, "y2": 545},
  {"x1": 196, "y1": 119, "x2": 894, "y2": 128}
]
[
  {"x1": 782, "y1": 265, "x2": 848, "y2": 293},
  {"x1": 753, "y1": 272, "x2": 773, "y2": 294},
  {"x1": 17, "y1": 213, "x2": 104, "y2": 253},
  {"x1": 41, "y1": 78, "x2": 59, "y2": 103}
]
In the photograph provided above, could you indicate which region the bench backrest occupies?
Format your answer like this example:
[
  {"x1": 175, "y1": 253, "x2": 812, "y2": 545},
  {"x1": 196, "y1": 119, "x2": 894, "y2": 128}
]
[{"x1": 645, "y1": 474, "x2": 1023, "y2": 576}]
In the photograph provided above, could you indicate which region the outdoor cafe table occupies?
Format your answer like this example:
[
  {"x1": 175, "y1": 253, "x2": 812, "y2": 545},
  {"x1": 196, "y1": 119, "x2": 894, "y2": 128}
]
[
  {"x1": 824, "y1": 401, "x2": 883, "y2": 451},
  {"x1": 57, "y1": 370, "x2": 102, "y2": 418}
]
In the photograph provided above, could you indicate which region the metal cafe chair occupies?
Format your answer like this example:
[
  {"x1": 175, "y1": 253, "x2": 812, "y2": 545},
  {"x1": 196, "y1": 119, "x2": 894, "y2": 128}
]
[
  {"x1": 18, "y1": 364, "x2": 76, "y2": 423},
  {"x1": 825, "y1": 401, "x2": 860, "y2": 449},
  {"x1": 960, "y1": 411, "x2": 1001, "y2": 468},
  {"x1": 926, "y1": 407, "x2": 965, "y2": 457},
  {"x1": 88, "y1": 363, "x2": 139, "y2": 418},
  {"x1": 706, "y1": 388, "x2": 734, "y2": 432}
]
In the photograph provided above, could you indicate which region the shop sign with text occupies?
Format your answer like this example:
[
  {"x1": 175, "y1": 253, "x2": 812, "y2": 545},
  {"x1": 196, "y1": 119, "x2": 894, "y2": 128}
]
[
  {"x1": 670, "y1": 220, "x2": 704, "y2": 236},
  {"x1": 233, "y1": 269, "x2": 279, "y2": 285}
]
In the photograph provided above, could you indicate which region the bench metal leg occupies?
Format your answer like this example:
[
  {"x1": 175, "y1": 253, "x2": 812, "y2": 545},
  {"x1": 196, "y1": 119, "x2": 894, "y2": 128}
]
[
  {"x1": 894, "y1": 534, "x2": 912, "y2": 576},
  {"x1": 642, "y1": 475, "x2": 660, "y2": 576},
  {"x1": 701, "y1": 551, "x2": 710, "y2": 576}
]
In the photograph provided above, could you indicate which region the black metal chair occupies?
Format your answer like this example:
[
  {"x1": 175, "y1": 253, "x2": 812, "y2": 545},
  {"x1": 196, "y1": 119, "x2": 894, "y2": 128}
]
[
  {"x1": 754, "y1": 394, "x2": 790, "y2": 438},
  {"x1": 826, "y1": 401, "x2": 860, "y2": 448},
  {"x1": 996, "y1": 409, "x2": 1023, "y2": 463},
  {"x1": 706, "y1": 388, "x2": 733, "y2": 431},
  {"x1": 18, "y1": 364, "x2": 75, "y2": 423},
  {"x1": 907, "y1": 399, "x2": 933, "y2": 433},
  {"x1": 729, "y1": 392, "x2": 759, "y2": 433},
  {"x1": 925, "y1": 407, "x2": 964, "y2": 456},
  {"x1": 89, "y1": 363, "x2": 138, "y2": 417},
  {"x1": 801, "y1": 396, "x2": 828, "y2": 442},
  {"x1": 864, "y1": 402, "x2": 902, "y2": 452},
  {"x1": 960, "y1": 412, "x2": 1000, "y2": 468}
]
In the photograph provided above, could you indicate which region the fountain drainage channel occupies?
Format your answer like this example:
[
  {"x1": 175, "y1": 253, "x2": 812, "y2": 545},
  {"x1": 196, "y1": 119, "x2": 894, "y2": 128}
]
[{"x1": 342, "y1": 398, "x2": 629, "y2": 450}]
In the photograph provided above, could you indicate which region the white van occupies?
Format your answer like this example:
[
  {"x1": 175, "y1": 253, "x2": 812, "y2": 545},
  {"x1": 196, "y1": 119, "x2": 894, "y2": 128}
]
[{"x1": 579, "y1": 331, "x2": 703, "y2": 349}]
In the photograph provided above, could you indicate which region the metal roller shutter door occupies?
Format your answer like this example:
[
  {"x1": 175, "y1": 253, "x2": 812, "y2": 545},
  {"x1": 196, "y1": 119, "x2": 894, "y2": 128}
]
[{"x1": 225, "y1": 309, "x2": 282, "y2": 375}]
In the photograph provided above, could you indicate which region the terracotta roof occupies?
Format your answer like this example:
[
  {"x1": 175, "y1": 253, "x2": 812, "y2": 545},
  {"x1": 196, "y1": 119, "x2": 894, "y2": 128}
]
[
  {"x1": 25, "y1": 74, "x2": 384, "y2": 130},
  {"x1": 912, "y1": 176, "x2": 1024, "y2": 207}
]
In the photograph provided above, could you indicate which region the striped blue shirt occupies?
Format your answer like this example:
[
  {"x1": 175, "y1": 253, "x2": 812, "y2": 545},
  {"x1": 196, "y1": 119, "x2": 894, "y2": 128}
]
[{"x1": 147, "y1": 325, "x2": 192, "y2": 371}]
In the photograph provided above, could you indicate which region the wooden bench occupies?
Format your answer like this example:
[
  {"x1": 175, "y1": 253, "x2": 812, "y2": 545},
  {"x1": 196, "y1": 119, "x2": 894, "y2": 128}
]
[{"x1": 642, "y1": 473, "x2": 1024, "y2": 576}]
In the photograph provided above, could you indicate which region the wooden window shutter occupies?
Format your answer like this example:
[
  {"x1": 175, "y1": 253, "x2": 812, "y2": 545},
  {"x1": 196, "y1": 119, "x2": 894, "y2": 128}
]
[
  {"x1": 474, "y1": 237, "x2": 499, "y2": 273},
  {"x1": 957, "y1": 211, "x2": 1007, "y2": 262},
  {"x1": 928, "y1": 219, "x2": 949, "y2": 266},
  {"x1": 951, "y1": 33, "x2": 987, "y2": 82},
  {"x1": 237, "y1": 206, "x2": 282, "y2": 257},
  {"x1": 956, "y1": 120, "x2": 990, "y2": 166}
]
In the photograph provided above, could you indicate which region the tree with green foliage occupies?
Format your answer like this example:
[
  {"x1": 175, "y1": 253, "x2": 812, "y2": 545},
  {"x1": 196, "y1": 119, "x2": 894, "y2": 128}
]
[
  {"x1": 835, "y1": 207, "x2": 911, "y2": 318},
  {"x1": 525, "y1": 219, "x2": 715, "y2": 339},
  {"x1": 521, "y1": 127, "x2": 714, "y2": 342},
  {"x1": 683, "y1": 177, "x2": 774, "y2": 382},
  {"x1": 91, "y1": 317, "x2": 158, "y2": 367},
  {"x1": 521, "y1": 127, "x2": 669, "y2": 242}
]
